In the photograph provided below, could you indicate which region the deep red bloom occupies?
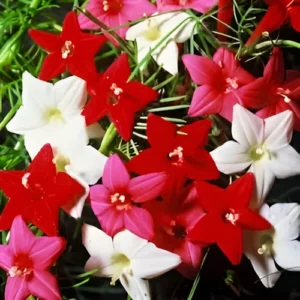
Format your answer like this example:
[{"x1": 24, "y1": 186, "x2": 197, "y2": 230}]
[
  {"x1": 28, "y1": 11, "x2": 106, "y2": 82},
  {"x1": 81, "y1": 53, "x2": 159, "y2": 141},
  {"x1": 0, "y1": 144, "x2": 85, "y2": 236},
  {"x1": 240, "y1": 47, "x2": 300, "y2": 130},
  {"x1": 189, "y1": 173, "x2": 271, "y2": 265},
  {"x1": 127, "y1": 113, "x2": 219, "y2": 195},
  {"x1": 217, "y1": 0, "x2": 233, "y2": 38},
  {"x1": 145, "y1": 184, "x2": 206, "y2": 279},
  {"x1": 246, "y1": 0, "x2": 300, "y2": 46}
]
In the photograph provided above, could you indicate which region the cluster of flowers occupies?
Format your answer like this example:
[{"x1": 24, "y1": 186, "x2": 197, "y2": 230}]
[{"x1": 1, "y1": 0, "x2": 300, "y2": 299}]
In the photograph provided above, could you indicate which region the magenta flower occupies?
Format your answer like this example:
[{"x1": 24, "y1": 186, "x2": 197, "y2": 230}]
[
  {"x1": 78, "y1": 0, "x2": 157, "y2": 38},
  {"x1": 182, "y1": 48, "x2": 255, "y2": 121},
  {"x1": 0, "y1": 216, "x2": 65, "y2": 300},
  {"x1": 157, "y1": 0, "x2": 217, "y2": 14},
  {"x1": 90, "y1": 154, "x2": 167, "y2": 240}
]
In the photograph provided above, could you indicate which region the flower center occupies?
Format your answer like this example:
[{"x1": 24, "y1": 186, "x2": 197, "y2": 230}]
[
  {"x1": 102, "y1": 0, "x2": 123, "y2": 14},
  {"x1": 110, "y1": 253, "x2": 131, "y2": 285},
  {"x1": 257, "y1": 233, "x2": 274, "y2": 256},
  {"x1": 171, "y1": 220, "x2": 187, "y2": 240},
  {"x1": 9, "y1": 253, "x2": 33, "y2": 279},
  {"x1": 53, "y1": 154, "x2": 70, "y2": 172},
  {"x1": 168, "y1": 146, "x2": 184, "y2": 166},
  {"x1": 44, "y1": 107, "x2": 64, "y2": 123},
  {"x1": 61, "y1": 40, "x2": 75, "y2": 59},
  {"x1": 224, "y1": 209, "x2": 239, "y2": 225},
  {"x1": 225, "y1": 77, "x2": 239, "y2": 94},
  {"x1": 111, "y1": 192, "x2": 132, "y2": 211},
  {"x1": 249, "y1": 145, "x2": 273, "y2": 161},
  {"x1": 277, "y1": 87, "x2": 292, "y2": 103},
  {"x1": 144, "y1": 20, "x2": 161, "y2": 41},
  {"x1": 108, "y1": 83, "x2": 123, "y2": 106}
]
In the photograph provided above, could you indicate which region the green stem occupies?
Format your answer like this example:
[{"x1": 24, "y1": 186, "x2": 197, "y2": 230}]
[
  {"x1": 29, "y1": 0, "x2": 42, "y2": 9},
  {"x1": 0, "y1": 101, "x2": 21, "y2": 131},
  {"x1": 99, "y1": 123, "x2": 118, "y2": 156}
]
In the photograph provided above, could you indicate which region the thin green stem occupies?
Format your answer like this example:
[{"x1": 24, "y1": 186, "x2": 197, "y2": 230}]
[
  {"x1": 254, "y1": 40, "x2": 300, "y2": 51},
  {"x1": 99, "y1": 123, "x2": 118, "y2": 156},
  {"x1": 0, "y1": 101, "x2": 21, "y2": 131},
  {"x1": 29, "y1": 0, "x2": 42, "y2": 9}
]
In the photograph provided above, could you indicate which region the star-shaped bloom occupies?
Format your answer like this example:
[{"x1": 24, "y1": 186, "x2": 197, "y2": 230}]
[
  {"x1": 157, "y1": 0, "x2": 217, "y2": 14},
  {"x1": 126, "y1": 12, "x2": 197, "y2": 75},
  {"x1": 82, "y1": 226, "x2": 181, "y2": 300},
  {"x1": 145, "y1": 184, "x2": 206, "y2": 279},
  {"x1": 182, "y1": 48, "x2": 255, "y2": 121},
  {"x1": 246, "y1": 0, "x2": 300, "y2": 46},
  {"x1": 244, "y1": 203, "x2": 300, "y2": 288},
  {"x1": 29, "y1": 11, "x2": 106, "y2": 81},
  {"x1": 81, "y1": 53, "x2": 158, "y2": 141},
  {"x1": 90, "y1": 154, "x2": 166, "y2": 240},
  {"x1": 0, "y1": 144, "x2": 85, "y2": 236},
  {"x1": 189, "y1": 173, "x2": 271, "y2": 265},
  {"x1": 211, "y1": 105, "x2": 300, "y2": 208},
  {"x1": 7, "y1": 72, "x2": 101, "y2": 153},
  {"x1": 127, "y1": 113, "x2": 219, "y2": 197},
  {"x1": 27, "y1": 116, "x2": 107, "y2": 219},
  {"x1": 0, "y1": 216, "x2": 65, "y2": 300},
  {"x1": 240, "y1": 47, "x2": 300, "y2": 130},
  {"x1": 78, "y1": 0, "x2": 156, "y2": 38}
]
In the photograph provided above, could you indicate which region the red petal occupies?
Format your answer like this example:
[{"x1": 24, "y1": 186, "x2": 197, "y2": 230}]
[
  {"x1": 237, "y1": 209, "x2": 271, "y2": 230},
  {"x1": 263, "y1": 47, "x2": 284, "y2": 84},
  {"x1": 61, "y1": 11, "x2": 81, "y2": 41},
  {"x1": 289, "y1": 5, "x2": 300, "y2": 32},
  {"x1": 226, "y1": 173, "x2": 254, "y2": 208},
  {"x1": 28, "y1": 29, "x2": 61, "y2": 52},
  {"x1": 194, "y1": 181, "x2": 226, "y2": 214},
  {"x1": 217, "y1": 0, "x2": 233, "y2": 36},
  {"x1": 0, "y1": 171, "x2": 25, "y2": 200},
  {"x1": 127, "y1": 149, "x2": 170, "y2": 175},
  {"x1": 38, "y1": 52, "x2": 65, "y2": 81},
  {"x1": 147, "y1": 113, "x2": 177, "y2": 153},
  {"x1": 28, "y1": 144, "x2": 56, "y2": 186},
  {"x1": 217, "y1": 224, "x2": 242, "y2": 265},
  {"x1": 246, "y1": 4, "x2": 288, "y2": 46}
]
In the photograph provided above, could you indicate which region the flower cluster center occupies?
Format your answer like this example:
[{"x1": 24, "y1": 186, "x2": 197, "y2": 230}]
[
  {"x1": 171, "y1": 220, "x2": 187, "y2": 240},
  {"x1": 257, "y1": 233, "x2": 274, "y2": 256},
  {"x1": 111, "y1": 192, "x2": 131, "y2": 211},
  {"x1": 249, "y1": 145, "x2": 273, "y2": 161},
  {"x1": 44, "y1": 107, "x2": 64, "y2": 123},
  {"x1": 61, "y1": 40, "x2": 75, "y2": 59},
  {"x1": 225, "y1": 77, "x2": 239, "y2": 93},
  {"x1": 168, "y1": 146, "x2": 184, "y2": 166},
  {"x1": 277, "y1": 87, "x2": 291, "y2": 103},
  {"x1": 53, "y1": 154, "x2": 70, "y2": 172},
  {"x1": 144, "y1": 20, "x2": 161, "y2": 41},
  {"x1": 224, "y1": 209, "x2": 239, "y2": 225},
  {"x1": 110, "y1": 253, "x2": 131, "y2": 285},
  {"x1": 102, "y1": 0, "x2": 123, "y2": 14},
  {"x1": 9, "y1": 253, "x2": 33, "y2": 279},
  {"x1": 108, "y1": 83, "x2": 123, "y2": 105}
]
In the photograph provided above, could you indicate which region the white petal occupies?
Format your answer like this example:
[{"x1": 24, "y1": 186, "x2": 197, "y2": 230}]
[
  {"x1": 22, "y1": 71, "x2": 55, "y2": 107},
  {"x1": 136, "y1": 39, "x2": 153, "y2": 71},
  {"x1": 210, "y1": 141, "x2": 251, "y2": 174},
  {"x1": 82, "y1": 224, "x2": 115, "y2": 277},
  {"x1": 272, "y1": 203, "x2": 300, "y2": 241},
  {"x1": 87, "y1": 122, "x2": 105, "y2": 139},
  {"x1": 274, "y1": 240, "x2": 300, "y2": 271},
  {"x1": 125, "y1": 20, "x2": 148, "y2": 41},
  {"x1": 55, "y1": 76, "x2": 87, "y2": 118},
  {"x1": 243, "y1": 230, "x2": 280, "y2": 288},
  {"x1": 248, "y1": 162, "x2": 275, "y2": 209},
  {"x1": 232, "y1": 105, "x2": 264, "y2": 147},
  {"x1": 120, "y1": 272, "x2": 150, "y2": 300},
  {"x1": 264, "y1": 110, "x2": 293, "y2": 150},
  {"x1": 66, "y1": 146, "x2": 107, "y2": 185},
  {"x1": 267, "y1": 145, "x2": 300, "y2": 179},
  {"x1": 131, "y1": 242, "x2": 181, "y2": 279},
  {"x1": 113, "y1": 230, "x2": 148, "y2": 259},
  {"x1": 152, "y1": 40, "x2": 178, "y2": 75}
]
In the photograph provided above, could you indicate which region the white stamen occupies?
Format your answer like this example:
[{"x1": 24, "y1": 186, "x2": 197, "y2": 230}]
[
  {"x1": 22, "y1": 173, "x2": 30, "y2": 189},
  {"x1": 110, "y1": 83, "x2": 123, "y2": 96},
  {"x1": 255, "y1": 147, "x2": 264, "y2": 155}
]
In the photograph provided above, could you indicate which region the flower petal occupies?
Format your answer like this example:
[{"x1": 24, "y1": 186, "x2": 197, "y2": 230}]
[
  {"x1": 5, "y1": 277, "x2": 29, "y2": 300},
  {"x1": 274, "y1": 240, "x2": 300, "y2": 271},
  {"x1": 263, "y1": 47, "x2": 285, "y2": 84},
  {"x1": 28, "y1": 29, "x2": 61, "y2": 52},
  {"x1": 38, "y1": 52, "x2": 66, "y2": 81}
]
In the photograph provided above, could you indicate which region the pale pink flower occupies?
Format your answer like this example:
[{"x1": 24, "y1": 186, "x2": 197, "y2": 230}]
[{"x1": 0, "y1": 216, "x2": 65, "y2": 300}]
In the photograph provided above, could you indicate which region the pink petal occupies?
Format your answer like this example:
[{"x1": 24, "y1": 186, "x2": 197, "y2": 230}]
[
  {"x1": 9, "y1": 215, "x2": 35, "y2": 255},
  {"x1": 182, "y1": 54, "x2": 222, "y2": 86},
  {"x1": 188, "y1": 85, "x2": 223, "y2": 117},
  {"x1": 102, "y1": 155, "x2": 130, "y2": 192},
  {"x1": 218, "y1": 92, "x2": 240, "y2": 122},
  {"x1": 30, "y1": 237, "x2": 65, "y2": 269},
  {"x1": 122, "y1": 0, "x2": 157, "y2": 19},
  {"x1": 5, "y1": 277, "x2": 29, "y2": 300},
  {"x1": 28, "y1": 270, "x2": 61, "y2": 300},
  {"x1": 124, "y1": 206, "x2": 155, "y2": 240},
  {"x1": 213, "y1": 48, "x2": 239, "y2": 76},
  {"x1": 98, "y1": 208, "x2": 125, "y2": 237},
  {"x1": 0, "y1": 246, "x2": 13, "y2": 271},
  {"x1": 128, "y1": 172, "x2": 167, "y2": 203}
]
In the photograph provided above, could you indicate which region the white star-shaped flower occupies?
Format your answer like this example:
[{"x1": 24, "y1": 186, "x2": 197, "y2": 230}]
[
  {"x1": 244, "y1": 203, "x2": 300, "y2": 288},
  {"x1": 211, "y1": 105, "x2": 300, "y2": 208},
  {"x1": 82, "y1": 225, "x2": 181, "y2": 300},
  {"x1": 126, "y1": 12, "x2": 197, "y2": 75}
]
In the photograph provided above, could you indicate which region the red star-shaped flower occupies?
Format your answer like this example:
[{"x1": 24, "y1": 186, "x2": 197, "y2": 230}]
[
  {"x1": 0, "y1": 144, "x2": 85, "y2": 236},
  {"x1": 189, "y1": 173, "x2": 271, "y2": 265},
  {"x1": 29, "y1": 11, "x2": 106, "y2": 82},
  {"x1": 246, "y1": 0, "x2": 300, "y2": 46},
  {"x1": 127, "y1": 113, "x2": 219, "y2": 195},
  {"x1": 81, "y1": 53, "x2": 159, "y2": 141}
]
